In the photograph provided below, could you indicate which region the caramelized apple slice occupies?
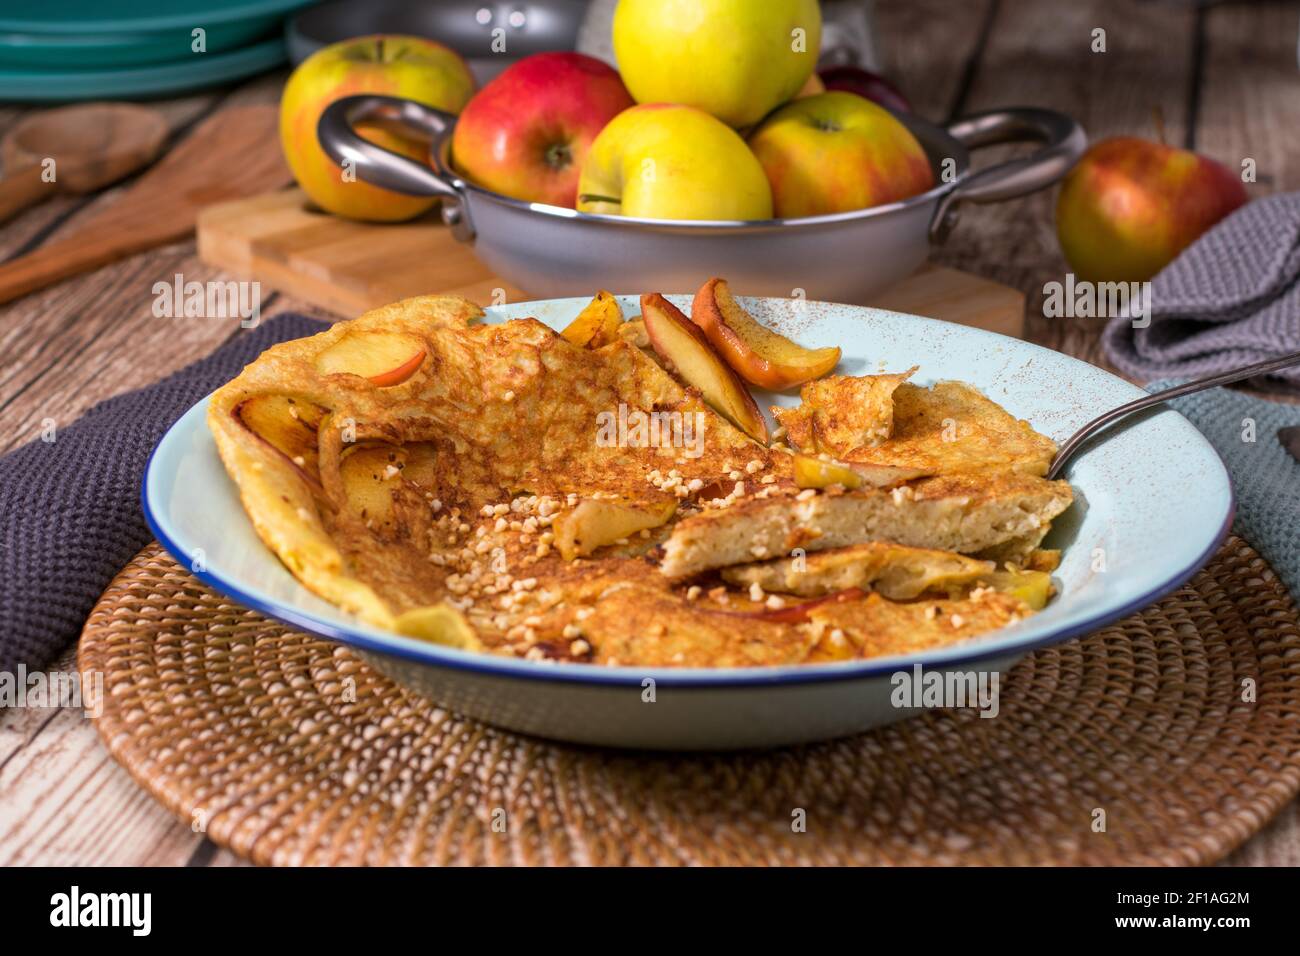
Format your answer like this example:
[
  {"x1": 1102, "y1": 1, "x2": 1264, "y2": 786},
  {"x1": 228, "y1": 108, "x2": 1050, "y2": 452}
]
[
  {"x1": 982, "y1": 569, "x2": 1052, "y2": 610},
  {"x1": 793, "y1": 454, "x2": 862, "y2": 490},
  {"x1": 315, "y1": 330, "x2": 426, "y2": 386},
  {"x1": 555, "y1": 498, "x2": 677, "y2": 560},
  {"x1": 792, "y1": 453, "x2": 925, "y2": 489},
  {"x1": 235, "y1": 395, "x2": 326, "y2": 487},
  {"x1": 394, "y1": 605, "x2": 483, "y2": 650},
  {"x1": 560, "y1": 290, "x2": 623, "y2": 348},
  {"x1": 692, "y1": 278, "x2": 841, "y2": 389},
  {"x1": 338, "y1": 444, "x2": 406, "y2": 527},
  {"x1": 641, "y1": 293, "x2": 768, "y2": 443},
  {"x1": 397, "y1": 441, "x2": 441, "y2": 492}
]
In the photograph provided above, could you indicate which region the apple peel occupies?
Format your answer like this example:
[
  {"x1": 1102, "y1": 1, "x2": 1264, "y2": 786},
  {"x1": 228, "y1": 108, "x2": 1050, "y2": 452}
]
[
  {"x1": 692, "y1": 278, "x2": 840, "y2": 390},
  {"x1": 641, "y1": 293, "x2": 769, "y2": 444},
  {"x1": 315, "y1": 330, "x2": 427, "y2": 387}
]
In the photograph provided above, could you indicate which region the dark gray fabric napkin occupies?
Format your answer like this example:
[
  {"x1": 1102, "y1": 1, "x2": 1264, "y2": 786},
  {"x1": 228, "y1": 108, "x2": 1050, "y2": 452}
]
[
  {"x1": 0, "y1": 314, "x2": 325, "y2": 676},
  {"x1": 1149, "y1": 379, "x2": 1300, "y2": 600},
  {"x1": 1102, "y1": 194, "x2": 1300, "y2": 387}
]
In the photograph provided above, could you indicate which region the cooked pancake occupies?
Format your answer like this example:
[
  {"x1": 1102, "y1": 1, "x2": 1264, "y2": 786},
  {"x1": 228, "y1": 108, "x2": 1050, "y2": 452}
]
[
  {"x1": 209, "y1": 293, "x2": 1072, "y2": 668},
  {"x1": 658, "y1": 472, "x2": 1073, "y2": 579},
  {"x1": 775, "y1": 368, "x2": 914, "y2": 456},
  {"x1": 776, "y1": 377, "x2": 1057, "y2": 476},
  {"x1": 721, "y1": 542, "x2": 996, "y2": 599},
  {"x1": 806, "y1": 590, "x2": 1030, "y2": 662}
]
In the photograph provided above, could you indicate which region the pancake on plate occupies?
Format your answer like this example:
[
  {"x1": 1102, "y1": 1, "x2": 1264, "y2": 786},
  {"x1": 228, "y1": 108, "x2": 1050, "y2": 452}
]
[{"x1": 208, "y1": 288, "x2": 1073, "y2": 667}]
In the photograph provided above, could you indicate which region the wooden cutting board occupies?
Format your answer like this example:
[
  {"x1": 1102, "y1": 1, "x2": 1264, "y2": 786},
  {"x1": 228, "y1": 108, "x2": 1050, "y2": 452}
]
[{"x1": 198, "y1": 188, "x2": 1024, "y2": 336}]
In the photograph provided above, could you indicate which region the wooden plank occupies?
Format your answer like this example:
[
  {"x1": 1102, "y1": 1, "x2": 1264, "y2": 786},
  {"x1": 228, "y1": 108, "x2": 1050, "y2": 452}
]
[
  {"x1": 0, "y1": 72, "x2": 313, "y2": 865},
  {"x1": 871, "y1": 0, "x2": 997, "y2": 123},
  {"x1": 1222, "y1": 802, "x2": 1300, "y2": 866},
  {"x1": 0, "y1": 77, "x2": 290, "y2": 454},
  {"x1": 197, "y1": 189, "x2": 527, "y2": 316},
  {"x1": 0, "y1": 105, "x2": 291, "y2": 307},
  {"x1": 0, "y1": 649, "x2": 203, "y2": 866},
  {"x1": 875, "y1": 264, "x2": 1024, "y2": 338},
  {"x1": 0, "y1": 90, "x2": 235, "y2": 263},
  {"x1": 924, "y1": 0, "x2": 1198, "y2": 370},
  {"x1": 1199, "y1": 1, "x2": 1300, "y2": 193}
]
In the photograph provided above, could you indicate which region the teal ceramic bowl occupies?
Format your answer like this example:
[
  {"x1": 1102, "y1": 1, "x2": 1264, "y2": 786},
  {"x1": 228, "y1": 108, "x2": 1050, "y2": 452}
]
[
  {"x1": 0, "y1": 0, "x2": 313, "y2": 35},
  {"x1": 0, "y1": 37, "x2": 286, "y2": 101},
  {"x1": 0, "y1": 22, "x2": 279, "y2": 68},
  {"x1": 143, "y1": 295, "x2": 1233, "y2": 750},
  {"x1": 0, "y1": 0, "x2": 310, "y2": 94}
]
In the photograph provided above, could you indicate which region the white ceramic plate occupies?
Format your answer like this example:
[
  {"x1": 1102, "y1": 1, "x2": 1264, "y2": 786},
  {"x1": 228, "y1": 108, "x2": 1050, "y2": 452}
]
[{"x1": 143, "y1": 295, "x2": 1233, "y2": 750}]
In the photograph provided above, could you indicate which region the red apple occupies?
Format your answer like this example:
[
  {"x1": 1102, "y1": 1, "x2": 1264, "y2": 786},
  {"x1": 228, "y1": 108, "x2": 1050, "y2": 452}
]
[
  {"x1": 451, "y1": 52, "x2": 634, "y2": 208},
  {"x1": 818, "y1": 66, "x2": 911, "y2": 114},
  {"x1": 748, "y1": 91, "x2": 934, "y2": 218},
  {"x1": 1056, "y1": 136, "x2": 1249, "y2": 283}
]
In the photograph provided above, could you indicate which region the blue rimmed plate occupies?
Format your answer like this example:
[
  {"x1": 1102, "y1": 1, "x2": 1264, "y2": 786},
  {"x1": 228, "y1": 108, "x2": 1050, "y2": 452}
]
[{"x1": 143, "y1": 295, "x2": 1233, "y2": 750}]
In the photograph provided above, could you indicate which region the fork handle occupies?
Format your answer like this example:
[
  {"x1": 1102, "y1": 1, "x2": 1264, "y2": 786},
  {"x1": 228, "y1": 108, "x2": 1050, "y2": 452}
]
[{"x1": 1046, "y1": 348, "x2": 1300, "y2": 480}]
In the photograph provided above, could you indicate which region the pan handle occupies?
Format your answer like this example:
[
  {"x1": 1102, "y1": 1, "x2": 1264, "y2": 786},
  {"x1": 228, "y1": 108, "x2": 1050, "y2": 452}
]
[
  {"x1": 317, "y1": 94, "x2": 475, "y2": 241},
  {"x1": 930, "y1": 107, "x2": 1086, "y2": 243}
]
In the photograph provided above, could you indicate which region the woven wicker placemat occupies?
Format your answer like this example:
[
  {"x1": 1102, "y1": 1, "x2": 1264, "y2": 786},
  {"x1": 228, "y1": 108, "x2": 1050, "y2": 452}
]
[{"x1": 79, "y1": 538, "x2": 1300, "y2": 866}]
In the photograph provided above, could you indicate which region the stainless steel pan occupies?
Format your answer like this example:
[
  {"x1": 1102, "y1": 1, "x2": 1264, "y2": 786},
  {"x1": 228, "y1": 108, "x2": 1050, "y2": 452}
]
[{"x1": 318, "y1": 95, "x2": 1085, "y2": 302}]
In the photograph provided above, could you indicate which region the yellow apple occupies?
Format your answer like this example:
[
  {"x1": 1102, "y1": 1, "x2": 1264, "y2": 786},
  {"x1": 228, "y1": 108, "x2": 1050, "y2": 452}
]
[
  {"x1": 577, "y1": 104, "x2": 773, "y2": 221},
  {"x1": 612, "y1": 0, "x2": 821, "y2": 128},
  {"x1": 280, "y1": 35, "x2": 475, "y2": 223},
  {"x1": 749, "y1": 92, "x2": 934, "y2": 218}
]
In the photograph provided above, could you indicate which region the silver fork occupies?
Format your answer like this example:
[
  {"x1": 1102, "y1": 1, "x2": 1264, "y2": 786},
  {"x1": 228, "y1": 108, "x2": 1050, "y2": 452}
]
[{"x1": 1046, "y1": 349, "x2": 1300, "y2": 480}]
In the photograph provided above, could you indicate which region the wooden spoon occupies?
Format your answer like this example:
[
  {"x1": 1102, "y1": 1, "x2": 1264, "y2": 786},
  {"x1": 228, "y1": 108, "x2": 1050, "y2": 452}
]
[
  {"x1": 0, "y1": 103, "x2": 168, "y2": 224},
  {"x1": 0, "y1": 104, "x2": 291, "y2": 306}
]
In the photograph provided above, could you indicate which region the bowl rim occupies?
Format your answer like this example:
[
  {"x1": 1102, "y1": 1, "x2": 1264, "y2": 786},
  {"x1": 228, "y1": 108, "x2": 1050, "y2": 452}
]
[{"x1": 142, "y1": 297, "x2": 1235, "y2": 690}]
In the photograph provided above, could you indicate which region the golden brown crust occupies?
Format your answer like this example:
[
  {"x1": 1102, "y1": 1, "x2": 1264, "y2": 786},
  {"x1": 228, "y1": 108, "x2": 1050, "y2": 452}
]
[
  {"x1": 774, "y1": 368, "x2": 914, "y2": 455},
  {"x1": 777, "y1": 378, "x2": 1057, "y2": 477},
  {"x1": 807, "y1": 591, "x2": 1030, "y2": 661},
  {"x1": 209, "y1": 298, "x2": 1073, "y2": 668}
]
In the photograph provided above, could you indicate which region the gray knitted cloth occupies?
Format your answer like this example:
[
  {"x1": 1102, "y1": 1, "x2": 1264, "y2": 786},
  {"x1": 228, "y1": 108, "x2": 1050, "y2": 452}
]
[
  {"x1": 1103, "y1": 194, "x2": 1300, "y2": 387},
  {"x1": 0, "y1": 315, "x2": 324, "y2": 675},
  {"x1": 1152, "y1": 380, "x2": 1300, "y2": 599}
]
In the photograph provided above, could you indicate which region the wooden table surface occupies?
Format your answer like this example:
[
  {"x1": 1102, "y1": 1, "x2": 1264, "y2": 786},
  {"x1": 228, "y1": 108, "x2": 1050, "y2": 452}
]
[{"x1": 2, "y1": 0, "x2": 1298, "y2": 866}]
